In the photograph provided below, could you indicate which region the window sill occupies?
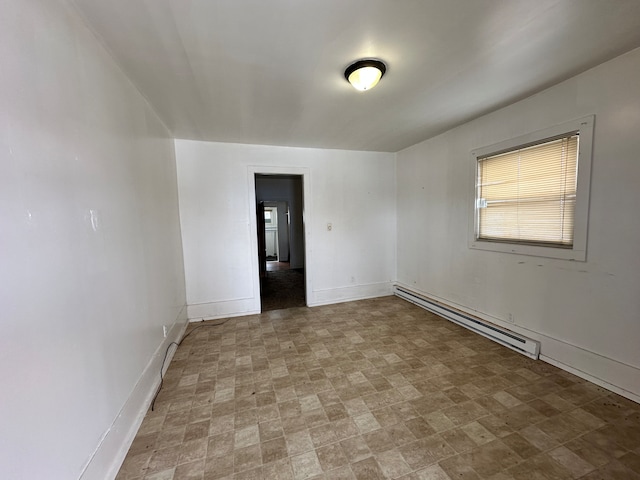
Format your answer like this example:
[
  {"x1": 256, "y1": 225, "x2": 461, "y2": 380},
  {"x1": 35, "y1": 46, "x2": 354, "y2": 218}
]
[{"x1": 468, "y1": 239, "x2": 586, "y2": 261}]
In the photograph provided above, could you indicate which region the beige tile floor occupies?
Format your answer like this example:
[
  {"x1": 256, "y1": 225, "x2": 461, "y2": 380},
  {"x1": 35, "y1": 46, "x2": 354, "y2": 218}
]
[{"x1": 116, "y1": 296, "x2": 640, "y2": 480}]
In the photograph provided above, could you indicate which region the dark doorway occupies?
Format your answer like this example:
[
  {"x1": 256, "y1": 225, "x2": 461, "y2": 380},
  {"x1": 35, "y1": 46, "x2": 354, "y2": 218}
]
[{"x1": 255, "y1": 174, "x2": 305, "y2": 311}]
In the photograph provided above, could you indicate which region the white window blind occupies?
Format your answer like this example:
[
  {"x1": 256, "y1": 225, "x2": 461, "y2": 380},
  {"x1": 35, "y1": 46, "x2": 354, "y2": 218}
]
[{"x1": 476, "y1": 133, "x2": 579, "y2": 247}]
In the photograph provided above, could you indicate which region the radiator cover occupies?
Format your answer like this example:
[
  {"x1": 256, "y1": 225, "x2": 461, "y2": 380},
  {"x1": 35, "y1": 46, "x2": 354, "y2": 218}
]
[{"x1": 394, "y1": 286, "x2": 540, "y2": 359}]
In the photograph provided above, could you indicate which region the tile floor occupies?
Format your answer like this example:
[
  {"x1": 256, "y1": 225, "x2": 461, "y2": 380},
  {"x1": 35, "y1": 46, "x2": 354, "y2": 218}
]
[{"x1": 116, "y1": 296, "x2": 640, "y2": 480}]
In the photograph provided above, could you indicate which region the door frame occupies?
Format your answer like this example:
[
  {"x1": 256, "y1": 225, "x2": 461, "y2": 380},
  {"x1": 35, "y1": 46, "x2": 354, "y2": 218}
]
[{"x1": 247, "y1": 166, "x2": 312, "y2": 311}]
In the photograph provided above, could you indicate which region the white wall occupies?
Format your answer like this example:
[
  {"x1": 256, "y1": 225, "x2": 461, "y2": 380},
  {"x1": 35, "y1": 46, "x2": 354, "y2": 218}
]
[
  {"x1": 397, "y1": 48, "x2": 640, "y2": 401},
  {"x1": 175, "y1": 140, "x2": 396, "y2": 320},
  {"x1": 256, "y1": 176, "x2": 304, "y2": 266},
  {"x1": 0, "y1": 1, "x2": 187, "y2": 479}
]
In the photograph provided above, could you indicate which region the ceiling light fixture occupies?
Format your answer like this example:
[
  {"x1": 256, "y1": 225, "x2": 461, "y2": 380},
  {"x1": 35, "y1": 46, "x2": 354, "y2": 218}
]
[{"x1": 344, "y1": 59, "x2": 386, "y2": 91}]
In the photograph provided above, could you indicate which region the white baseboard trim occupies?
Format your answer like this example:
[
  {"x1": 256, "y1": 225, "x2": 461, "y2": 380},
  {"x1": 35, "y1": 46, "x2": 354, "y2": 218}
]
[
  {"x1": 187, "y1": 298, "x2": 259, "y2": 321},
  {"x1": 187, "y1": 283, "x2": 394, "y2": 318},
  {"x1": 539, "y1": 342, "x2": 640, "y2": 404},
  {"x1": 394, "y1": 283, "x2": 640, "y2": 404},
  {"x1": 189, "y1": 308, "x2": 261, "y2": 322},
  {"x1": 79, "y1": 306, "x2": 189, "y2": 480},
  {"x1": 308, "y1": 282, "x2": 394, "y2": 307}
]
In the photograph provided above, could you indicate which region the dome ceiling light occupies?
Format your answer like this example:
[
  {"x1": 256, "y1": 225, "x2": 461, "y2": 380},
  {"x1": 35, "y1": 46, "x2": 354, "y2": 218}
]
[{"x1": 344, "y1": 59, "x2": 387, "y2": 91}]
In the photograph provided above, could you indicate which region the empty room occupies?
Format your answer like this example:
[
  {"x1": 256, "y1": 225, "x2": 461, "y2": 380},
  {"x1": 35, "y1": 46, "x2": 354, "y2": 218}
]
[{"x1": 2, "y1": 1, "x2": 640, "y2": 479}]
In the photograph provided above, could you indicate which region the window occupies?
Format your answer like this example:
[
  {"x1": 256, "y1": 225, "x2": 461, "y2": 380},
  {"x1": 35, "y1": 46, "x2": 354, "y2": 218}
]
[
  {"x1": 469, "y1": 116, "x2": 594, "y2": 261},
  {"x1": 477, "y1": 134, "x2": 578, "y2": 246}
]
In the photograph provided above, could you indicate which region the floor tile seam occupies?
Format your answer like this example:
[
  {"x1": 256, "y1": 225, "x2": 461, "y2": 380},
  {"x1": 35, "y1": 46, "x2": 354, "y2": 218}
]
[
  {"x1": 273, "y1": 421, "x2": 476, "y2": 467},
  {"x1": 286, "y1": 447, "x2": 423, "y2": 479},
  {"x1": 438, "y1": 460, "x2": 486, "y2": 480},
  {"x1": 504, "y1": 435, "x2": 601, "y2": 476},
  {"x1": 502, "y1": 450, "x2": 593, "y2": 480},
  {"x1": 439, "y1": 442, "x2": 526, "y2": 480},
  {"x1": 185, "y1": 389, "x2": 571, "y2": 434},
  {"x1": 559, "y1": 427, "x2": 634, "y2": 458}
]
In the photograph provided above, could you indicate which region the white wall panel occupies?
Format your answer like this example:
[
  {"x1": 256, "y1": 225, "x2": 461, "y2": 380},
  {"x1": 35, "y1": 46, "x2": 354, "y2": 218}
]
[
  {"x1": 396, "y1": 48, "x2": 640, "y2": 400},
  {"x1": 0, "y1": 1, "x2": 187, "y2": 478},
  {"x1": 175, "y1": 141, "x2": 396, "y2": 318}
]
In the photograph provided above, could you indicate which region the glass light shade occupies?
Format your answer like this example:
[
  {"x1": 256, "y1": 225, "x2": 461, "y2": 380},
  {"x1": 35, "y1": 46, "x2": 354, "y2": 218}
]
[
  {"x1": 344, "y1": 59, "x2": 386, "y2": 91},
  {"x1": 348, "y1": 66, "x2": 383, "y2": 91}
]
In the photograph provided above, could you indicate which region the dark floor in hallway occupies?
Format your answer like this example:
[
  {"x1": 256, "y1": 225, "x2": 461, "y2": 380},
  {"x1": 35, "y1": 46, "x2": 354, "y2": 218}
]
[{"x1": 261, "y1": 265, "x2": 305, "y2": 312}]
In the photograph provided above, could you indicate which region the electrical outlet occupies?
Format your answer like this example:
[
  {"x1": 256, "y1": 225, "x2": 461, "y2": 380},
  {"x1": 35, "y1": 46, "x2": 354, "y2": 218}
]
[
  {"x1": 507, "y1": 313, "x2": 515, "y2": 324},
  {"x1": 163, "y1": 325, "x2": 168, "y2": 337},
  {"x1": 327, "y1": 223, "x2": 332, "y2": 231}
]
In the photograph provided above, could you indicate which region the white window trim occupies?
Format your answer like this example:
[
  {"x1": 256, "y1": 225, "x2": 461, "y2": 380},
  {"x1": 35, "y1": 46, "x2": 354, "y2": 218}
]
[{"x1": 468, "y1": 115, "x2": 594, "y2": 261}]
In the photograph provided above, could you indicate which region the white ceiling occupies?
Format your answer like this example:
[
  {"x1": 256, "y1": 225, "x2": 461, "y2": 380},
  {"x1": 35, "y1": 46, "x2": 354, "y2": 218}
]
[{"x1": 71, "y1": 0, "x2": 640, "y2": 152}]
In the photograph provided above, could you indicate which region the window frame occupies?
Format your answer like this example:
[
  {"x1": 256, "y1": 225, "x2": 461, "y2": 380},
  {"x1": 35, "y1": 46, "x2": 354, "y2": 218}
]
[{"x1": 468, "y1": 115, "x2": 594, "y2": 261}]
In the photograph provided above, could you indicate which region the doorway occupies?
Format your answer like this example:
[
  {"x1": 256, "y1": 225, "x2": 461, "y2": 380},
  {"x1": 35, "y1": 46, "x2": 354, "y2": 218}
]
[
  {"x1": 262, "y1": 202, "x2": 284, "y2": 262},
  {"x1": 255, "y1": 174, "x2": 306, "y2": 311}
]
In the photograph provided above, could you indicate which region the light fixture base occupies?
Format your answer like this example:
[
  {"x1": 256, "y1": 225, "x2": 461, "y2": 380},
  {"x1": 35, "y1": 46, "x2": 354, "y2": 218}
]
[{"x1": 344, "y1": 59, "x2": 387, "y2": 91}]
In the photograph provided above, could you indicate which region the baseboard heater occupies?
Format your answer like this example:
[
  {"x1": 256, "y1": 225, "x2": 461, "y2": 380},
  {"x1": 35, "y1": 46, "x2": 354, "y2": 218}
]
[{"x1": 394, "y1": 286, "x2": 540, "y2": 359}]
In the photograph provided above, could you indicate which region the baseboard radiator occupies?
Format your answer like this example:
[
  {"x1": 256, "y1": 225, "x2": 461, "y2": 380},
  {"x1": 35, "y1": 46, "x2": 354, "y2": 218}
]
[{"x1": 394, "y1": 286, "x2": 540, "y2": 359}]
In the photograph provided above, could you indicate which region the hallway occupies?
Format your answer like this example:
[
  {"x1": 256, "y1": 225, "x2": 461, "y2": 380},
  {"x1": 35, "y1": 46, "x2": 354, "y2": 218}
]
[{"x1": 261, "y1": 262, "x2": 305, "y2": 312}]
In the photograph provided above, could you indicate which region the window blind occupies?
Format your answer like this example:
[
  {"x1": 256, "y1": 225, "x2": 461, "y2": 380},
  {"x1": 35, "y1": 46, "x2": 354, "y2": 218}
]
[{"x1": 477, "y1": 134, "x2": 579, "y2": 246}]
